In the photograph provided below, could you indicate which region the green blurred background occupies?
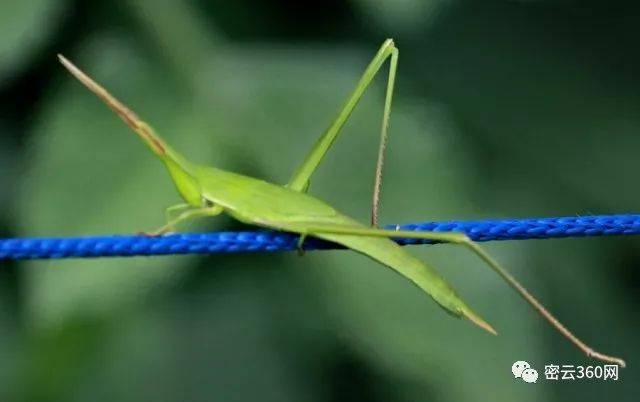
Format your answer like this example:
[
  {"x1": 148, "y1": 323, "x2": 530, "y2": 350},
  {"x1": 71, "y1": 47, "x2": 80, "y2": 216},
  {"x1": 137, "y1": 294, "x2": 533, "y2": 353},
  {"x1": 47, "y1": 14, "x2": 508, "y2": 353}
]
[{"x1": 0, "y1": 0, "x2": 638, "y2": 400}]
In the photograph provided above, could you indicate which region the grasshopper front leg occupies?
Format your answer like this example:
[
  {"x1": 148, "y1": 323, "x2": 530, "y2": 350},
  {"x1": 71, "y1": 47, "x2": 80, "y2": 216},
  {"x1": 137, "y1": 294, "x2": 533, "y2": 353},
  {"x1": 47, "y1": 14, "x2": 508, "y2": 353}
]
[
  {"x1": 146, "y1": 205, "x2": 224, "y2": 236},
  {"x1": 165, "y1": 203, "x2": 193, "y2": 222}
]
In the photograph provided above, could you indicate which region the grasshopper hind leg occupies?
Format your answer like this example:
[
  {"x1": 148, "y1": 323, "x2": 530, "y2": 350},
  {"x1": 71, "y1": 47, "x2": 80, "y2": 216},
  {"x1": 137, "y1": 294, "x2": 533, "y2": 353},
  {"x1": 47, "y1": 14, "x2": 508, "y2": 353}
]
[
  {"x1": 301, "y1": 224, "x2": 625, "y2": 366},
  {"x1": 286, "y1": 40, "x2": 399, "y2": 227}
]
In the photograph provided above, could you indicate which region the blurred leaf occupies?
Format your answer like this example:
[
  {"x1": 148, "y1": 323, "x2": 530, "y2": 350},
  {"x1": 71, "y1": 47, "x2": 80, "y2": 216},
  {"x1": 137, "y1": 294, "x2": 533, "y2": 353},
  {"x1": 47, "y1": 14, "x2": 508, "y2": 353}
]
[
  {"x1": 127, "y1": 0, "x2": 224, "y2": 87},
  {"x1": 0, "y1": 0, "x2": 65, "y2": 84},
  {"x1": 353, "y1": 0, "x2": 451, "y2": 34},
  {"x1": 13, "y1": 3, "x2": 640, "y2": 400}
]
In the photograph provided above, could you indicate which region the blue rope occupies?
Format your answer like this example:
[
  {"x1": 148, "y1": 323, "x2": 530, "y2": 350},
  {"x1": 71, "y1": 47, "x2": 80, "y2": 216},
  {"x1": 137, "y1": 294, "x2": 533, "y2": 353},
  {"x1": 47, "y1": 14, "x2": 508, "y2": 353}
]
[{"x1": 1, "y1": 214, "x2": 639, "y2": 260}]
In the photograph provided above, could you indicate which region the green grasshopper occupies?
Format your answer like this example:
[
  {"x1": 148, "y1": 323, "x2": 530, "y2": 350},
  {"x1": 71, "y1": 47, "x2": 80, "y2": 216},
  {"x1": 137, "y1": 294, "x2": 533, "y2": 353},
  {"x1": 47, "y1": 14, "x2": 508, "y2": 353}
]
[{"x1": 58, "y1": 39, "x2": 624, "y2": 366}]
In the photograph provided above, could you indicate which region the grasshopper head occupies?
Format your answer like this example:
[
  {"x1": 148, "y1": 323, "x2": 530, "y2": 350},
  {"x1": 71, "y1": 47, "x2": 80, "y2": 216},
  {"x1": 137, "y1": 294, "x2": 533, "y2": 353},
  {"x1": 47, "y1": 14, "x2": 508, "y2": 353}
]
[
  {"x1": 58, "y1": 55, "x2": 168, "y2": 156},
  {"x1": 163, "y1": 156, "x2": 202, "y2": 207},
  {"x1": 59, "y1": 54, "x2": 203, "y2": 207}
]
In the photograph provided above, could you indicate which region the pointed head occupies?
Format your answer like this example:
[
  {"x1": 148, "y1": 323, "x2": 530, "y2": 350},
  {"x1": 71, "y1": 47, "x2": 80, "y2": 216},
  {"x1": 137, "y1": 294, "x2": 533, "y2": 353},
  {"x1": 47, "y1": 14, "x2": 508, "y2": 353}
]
[
  {"x1": 59, "y1": 54, "x2": 203, "y2": 207},
  {"x1": 58, "y1": 54, "x2": 166, "y2": 157},
  {"x1": 164, "y1": 158, "x2": 203, "y2": 207}
]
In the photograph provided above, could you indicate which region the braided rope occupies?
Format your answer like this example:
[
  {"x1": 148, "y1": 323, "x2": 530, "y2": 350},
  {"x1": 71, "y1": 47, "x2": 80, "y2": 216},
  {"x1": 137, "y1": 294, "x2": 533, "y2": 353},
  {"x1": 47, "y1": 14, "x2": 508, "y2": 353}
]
[{"x1": 1, "y1": 214, "x2": 638, "y2": 260}]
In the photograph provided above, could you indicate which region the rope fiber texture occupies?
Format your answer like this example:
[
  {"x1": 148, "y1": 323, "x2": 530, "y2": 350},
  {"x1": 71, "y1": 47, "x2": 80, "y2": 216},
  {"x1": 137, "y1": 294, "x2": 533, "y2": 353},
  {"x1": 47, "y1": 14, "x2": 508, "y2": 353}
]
[{"x1": 1, "y1": 214, "x2": 639, "y2": 260}]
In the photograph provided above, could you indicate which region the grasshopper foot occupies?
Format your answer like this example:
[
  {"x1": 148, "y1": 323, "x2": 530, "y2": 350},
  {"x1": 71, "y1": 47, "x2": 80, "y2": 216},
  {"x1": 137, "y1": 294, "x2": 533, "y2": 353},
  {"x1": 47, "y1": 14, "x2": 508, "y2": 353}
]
[
  {"x1": 138, "y1": 225, "x2": 175, "y2": 237},
  {"x1": 297, "y1": 234, "x2": 308, "y2": 256}
]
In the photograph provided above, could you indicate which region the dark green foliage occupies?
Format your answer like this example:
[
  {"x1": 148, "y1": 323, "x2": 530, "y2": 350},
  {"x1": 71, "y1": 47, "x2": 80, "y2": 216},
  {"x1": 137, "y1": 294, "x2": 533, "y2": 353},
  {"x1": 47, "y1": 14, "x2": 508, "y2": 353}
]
[{"x1": 0, "y1": 1, "x2": 638, "y2": 401}]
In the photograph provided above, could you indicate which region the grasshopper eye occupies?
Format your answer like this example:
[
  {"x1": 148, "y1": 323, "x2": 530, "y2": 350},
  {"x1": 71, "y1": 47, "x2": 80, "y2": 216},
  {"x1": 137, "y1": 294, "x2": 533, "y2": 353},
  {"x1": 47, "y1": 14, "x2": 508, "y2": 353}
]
[{"x1": 202, "y1": 197, "x2": 215, "y2": 208}]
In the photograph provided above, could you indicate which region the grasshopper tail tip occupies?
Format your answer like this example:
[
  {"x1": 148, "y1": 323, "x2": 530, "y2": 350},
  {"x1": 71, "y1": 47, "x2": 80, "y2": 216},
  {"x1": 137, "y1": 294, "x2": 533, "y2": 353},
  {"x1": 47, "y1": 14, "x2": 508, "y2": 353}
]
[{"x1": 463, "y1": 309, "x2": 497, "y2": 335}]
